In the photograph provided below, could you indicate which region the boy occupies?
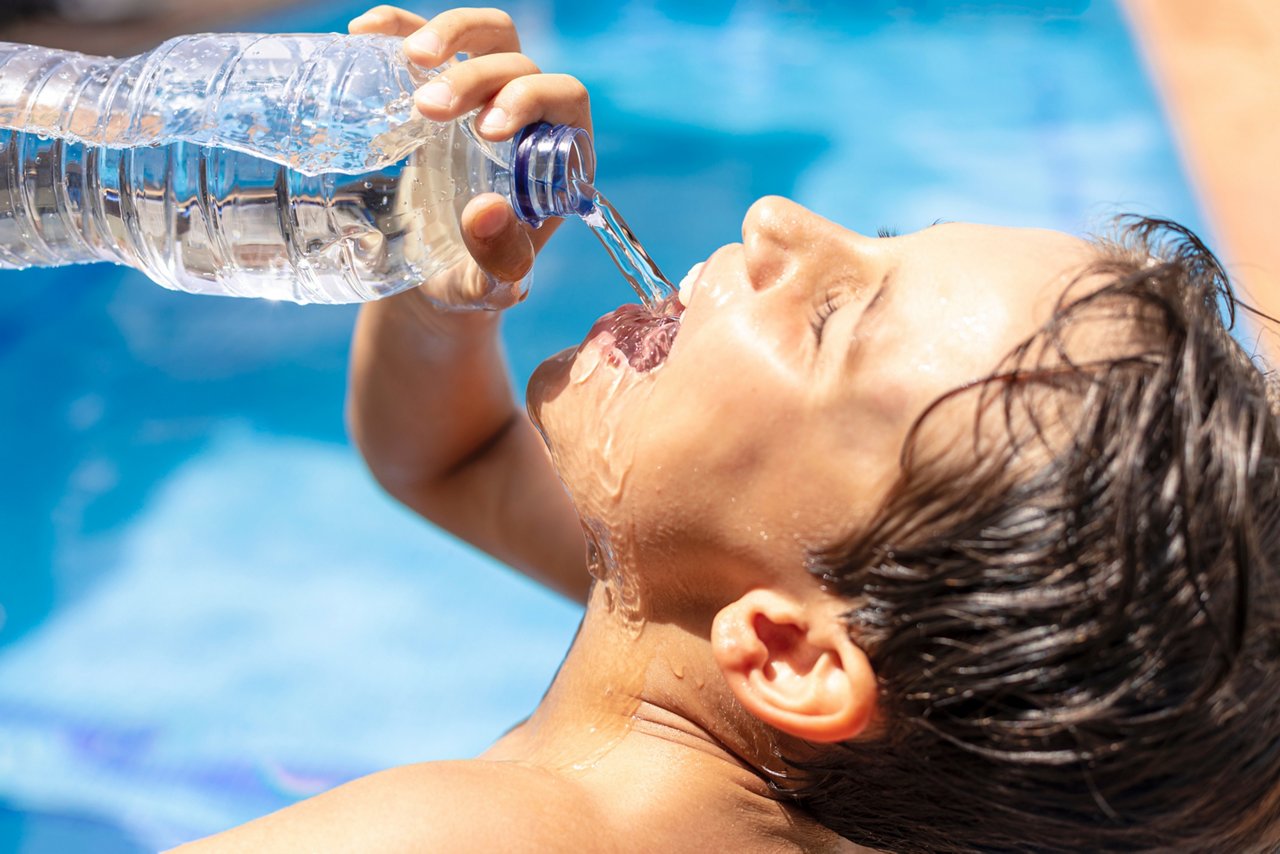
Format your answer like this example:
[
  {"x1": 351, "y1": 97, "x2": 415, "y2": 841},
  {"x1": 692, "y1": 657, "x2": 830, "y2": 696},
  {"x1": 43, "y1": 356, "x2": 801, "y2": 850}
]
[{"x1": 180, "y1": 6, "x2": 1280, "y2": 851}]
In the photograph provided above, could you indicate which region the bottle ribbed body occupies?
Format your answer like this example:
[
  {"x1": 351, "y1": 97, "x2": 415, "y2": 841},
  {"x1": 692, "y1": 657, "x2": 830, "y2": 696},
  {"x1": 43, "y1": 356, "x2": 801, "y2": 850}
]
[
  {"x1": 0, "y1": 126, "x2": 487, "y2": 303},
  {"x1": 0, "y1": 34, "x2": 434, "y2": 175},
  {"x1": 0, "y1": 34, "x2": 594, "y2": 305}
]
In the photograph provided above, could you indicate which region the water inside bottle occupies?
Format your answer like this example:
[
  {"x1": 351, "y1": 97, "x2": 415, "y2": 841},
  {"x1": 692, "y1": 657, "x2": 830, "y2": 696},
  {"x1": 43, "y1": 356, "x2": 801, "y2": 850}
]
[{"x1": 574, "y1": 180, "x2": 675, "y2": 310}]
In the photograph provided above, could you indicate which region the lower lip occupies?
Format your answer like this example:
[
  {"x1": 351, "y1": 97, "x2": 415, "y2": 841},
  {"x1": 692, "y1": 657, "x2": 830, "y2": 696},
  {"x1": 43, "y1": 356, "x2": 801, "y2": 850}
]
[{"x1": 585, "y1": 296, "x2": 684, "y2": 373}]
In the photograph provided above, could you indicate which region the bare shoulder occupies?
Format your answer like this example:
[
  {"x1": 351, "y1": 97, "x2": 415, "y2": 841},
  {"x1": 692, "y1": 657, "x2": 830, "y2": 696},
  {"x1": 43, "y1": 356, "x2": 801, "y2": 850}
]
[{"x1": 169, "y1": 760, "x2": 609, "y2": 853}]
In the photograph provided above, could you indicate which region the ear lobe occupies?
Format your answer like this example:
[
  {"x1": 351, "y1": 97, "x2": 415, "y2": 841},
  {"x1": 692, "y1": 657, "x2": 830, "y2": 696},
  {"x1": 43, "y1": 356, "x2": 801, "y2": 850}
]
[{"x1": 711, "y1": 589, "x2": 876, "y2": 744}]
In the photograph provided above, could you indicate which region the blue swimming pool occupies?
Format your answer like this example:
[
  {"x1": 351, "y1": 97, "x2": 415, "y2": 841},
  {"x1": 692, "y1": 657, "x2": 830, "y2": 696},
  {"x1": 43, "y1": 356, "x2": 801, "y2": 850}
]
[{"x1": 0, "y1": 1, "x2": 1200, "y2": 849}]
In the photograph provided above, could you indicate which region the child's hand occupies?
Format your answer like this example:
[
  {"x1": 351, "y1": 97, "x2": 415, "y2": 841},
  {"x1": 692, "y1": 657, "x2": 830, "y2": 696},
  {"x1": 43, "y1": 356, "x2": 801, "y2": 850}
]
[
  {"x1": 347, "y1": 9, "x2": 595, "y2": 600},
  {"x1": 349, "y1": 6, "x2": 592, "y2": 309}
]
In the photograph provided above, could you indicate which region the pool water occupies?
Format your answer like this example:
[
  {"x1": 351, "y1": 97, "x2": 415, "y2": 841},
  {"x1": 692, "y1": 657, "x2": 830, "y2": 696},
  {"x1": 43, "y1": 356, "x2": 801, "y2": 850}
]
[{"x1": 0, "y1": 1, "x2": 1199, "y2": 849}]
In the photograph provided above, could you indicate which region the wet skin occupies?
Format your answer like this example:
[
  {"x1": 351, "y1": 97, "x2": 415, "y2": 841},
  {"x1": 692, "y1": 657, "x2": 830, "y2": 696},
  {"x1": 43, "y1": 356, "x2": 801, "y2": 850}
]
[
  {"x1": 182, "y1": 6, "x2": 1116, "y2": 852},
  {"x1": 529, "y1": 196, "x2": 1098, "y2": 617}
]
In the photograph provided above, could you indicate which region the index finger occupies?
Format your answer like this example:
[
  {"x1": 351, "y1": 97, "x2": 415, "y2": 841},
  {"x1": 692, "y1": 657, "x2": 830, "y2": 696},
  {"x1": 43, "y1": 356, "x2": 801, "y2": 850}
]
[
  {"x1": 402, "y1": 8, "x2": 522, "y2": 67},
  {"x1": 348, "y1": 6, "x2": 426, "y2": 36}
]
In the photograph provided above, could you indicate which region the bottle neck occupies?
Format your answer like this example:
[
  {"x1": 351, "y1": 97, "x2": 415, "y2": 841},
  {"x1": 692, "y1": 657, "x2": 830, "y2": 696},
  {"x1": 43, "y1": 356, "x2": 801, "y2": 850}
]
[{"x1": 510, "y1": 122, "x2": 596, "y2": 227}]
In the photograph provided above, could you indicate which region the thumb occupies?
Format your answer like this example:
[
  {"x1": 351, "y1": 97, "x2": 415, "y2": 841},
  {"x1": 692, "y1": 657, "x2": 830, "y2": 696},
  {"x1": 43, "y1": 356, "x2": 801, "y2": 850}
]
[{"x1": 461, "y1": 193, "x2": 536, "y2": 285}]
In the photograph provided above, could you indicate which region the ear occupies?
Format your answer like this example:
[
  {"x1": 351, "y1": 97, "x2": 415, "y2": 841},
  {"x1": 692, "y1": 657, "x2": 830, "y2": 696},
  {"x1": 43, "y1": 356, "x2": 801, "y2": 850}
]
[{"x1": 711, "y1": 588, "x2": 876, "y2": 743}]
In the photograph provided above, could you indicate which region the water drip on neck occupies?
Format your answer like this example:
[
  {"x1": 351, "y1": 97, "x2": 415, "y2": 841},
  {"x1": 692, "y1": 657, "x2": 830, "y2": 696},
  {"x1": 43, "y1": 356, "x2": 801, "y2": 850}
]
[{"x1": 581, "y1": 518, "x2": 645, "y2": 635}]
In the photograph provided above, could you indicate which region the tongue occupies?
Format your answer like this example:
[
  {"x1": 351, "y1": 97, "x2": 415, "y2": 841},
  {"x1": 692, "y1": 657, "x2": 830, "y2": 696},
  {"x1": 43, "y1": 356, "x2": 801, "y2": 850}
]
[{"x1": 609, "y1": 299, "x2": 683, "y2": 372}]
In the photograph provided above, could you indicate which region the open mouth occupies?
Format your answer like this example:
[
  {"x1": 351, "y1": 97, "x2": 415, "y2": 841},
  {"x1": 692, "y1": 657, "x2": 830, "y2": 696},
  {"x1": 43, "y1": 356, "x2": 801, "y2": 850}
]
[{"x1": 589, "y1": 295, "x2": 684, "y2": 373}]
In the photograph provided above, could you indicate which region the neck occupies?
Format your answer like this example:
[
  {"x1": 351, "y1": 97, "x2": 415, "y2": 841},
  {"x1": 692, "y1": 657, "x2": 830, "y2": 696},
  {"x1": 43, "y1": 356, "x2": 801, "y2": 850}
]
[{"x1": 482, "y1": 584, "x2": 855, "y2": 853}]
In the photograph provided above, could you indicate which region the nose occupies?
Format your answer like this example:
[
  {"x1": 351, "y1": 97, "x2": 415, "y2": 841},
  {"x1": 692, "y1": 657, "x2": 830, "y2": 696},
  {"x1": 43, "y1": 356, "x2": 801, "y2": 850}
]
[{"x1": 741, "y1": 196, "x2": 879, "y2": 293}]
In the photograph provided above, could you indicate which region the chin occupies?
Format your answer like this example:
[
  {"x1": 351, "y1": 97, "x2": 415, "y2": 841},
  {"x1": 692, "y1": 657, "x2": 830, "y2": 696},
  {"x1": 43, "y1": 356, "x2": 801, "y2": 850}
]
[
  {"x1": 526, "y1": 344, "x2": 577, "y2": 437},
  {"x1": 525, "y1": 302, "x2": 686, "y2": 528}
]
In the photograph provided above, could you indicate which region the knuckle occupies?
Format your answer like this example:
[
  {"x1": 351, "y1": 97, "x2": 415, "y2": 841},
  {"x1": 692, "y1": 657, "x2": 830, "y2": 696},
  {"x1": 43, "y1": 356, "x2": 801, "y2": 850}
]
[
  {"x1": 424, "y1": 8, "x2": 460, "y2": 31},
  {"x1": 507, "y1": 54, "x2": 540, "y2": 75},
  {"x1": 483, "y1": 8, "x2": 516, "y2": 29},
  {"x1": 499, "y1": 74, "x2": 535, "y2": 103},
  {"x1": 433, "y1": 64, "x2": 461, "y2": 86},
  {"x1": 532, "y1": 75, "x2": 589, "y2": 112},
  {"x1": 447, "y1": 71, "x2": 484, "y2": 104},
  {"x1": 559, "y1": 75, "x2": 589, "y2": 104}
]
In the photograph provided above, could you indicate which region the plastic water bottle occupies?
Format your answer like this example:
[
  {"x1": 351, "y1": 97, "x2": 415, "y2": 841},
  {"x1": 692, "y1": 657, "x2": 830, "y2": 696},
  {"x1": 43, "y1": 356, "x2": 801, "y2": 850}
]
[{"x1": 0, "y1": 34, "x2": 596, "y2": 305}]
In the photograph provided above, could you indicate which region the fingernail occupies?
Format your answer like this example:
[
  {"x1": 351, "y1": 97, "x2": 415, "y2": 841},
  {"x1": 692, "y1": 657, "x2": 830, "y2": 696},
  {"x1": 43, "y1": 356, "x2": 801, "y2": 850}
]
[
  {"x1": 478, "y1": 107, "x2": 508, "y2": 134},
  {"x1": 473, "y1": 204, "x2": 507, "y2": 239},
  {"x1": 407, "y1": 30, "x2": 443, "y2": 58},
  {"x1": 417, "y1": 80, "x2": 452, "y2": 109}
]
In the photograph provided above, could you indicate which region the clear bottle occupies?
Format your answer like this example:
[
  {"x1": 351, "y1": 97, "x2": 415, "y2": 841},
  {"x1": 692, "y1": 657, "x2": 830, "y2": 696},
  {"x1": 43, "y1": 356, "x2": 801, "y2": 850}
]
[{"x1": 0, "y1": 34, "x2": 595, "y2": 305}]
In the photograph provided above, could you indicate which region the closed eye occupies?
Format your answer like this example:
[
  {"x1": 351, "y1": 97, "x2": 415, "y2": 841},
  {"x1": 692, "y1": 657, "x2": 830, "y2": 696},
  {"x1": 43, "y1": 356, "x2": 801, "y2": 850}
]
[
  {"x1": 810, "y1": 289, "x2": 855, "y2": 342},
  {"x1": 879, "y1": 220, "x2": 950, "y2": 238}
]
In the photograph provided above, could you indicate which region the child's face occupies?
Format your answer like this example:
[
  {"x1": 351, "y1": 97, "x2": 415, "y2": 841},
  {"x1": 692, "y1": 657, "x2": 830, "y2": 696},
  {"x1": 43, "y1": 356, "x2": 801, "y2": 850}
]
[{"x1": 528, "y1": 197, "x2": 1097, "y2": 594}]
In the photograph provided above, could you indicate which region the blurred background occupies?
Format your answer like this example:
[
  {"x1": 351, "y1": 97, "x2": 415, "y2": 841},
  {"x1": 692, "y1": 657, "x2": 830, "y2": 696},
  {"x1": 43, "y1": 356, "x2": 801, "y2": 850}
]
[
  {"x1": 0, "y1": 0, "x2": 300, "y2": 53},
  {"x1": 0, "y1": 0, "x2": 1270, "y2": 851}
]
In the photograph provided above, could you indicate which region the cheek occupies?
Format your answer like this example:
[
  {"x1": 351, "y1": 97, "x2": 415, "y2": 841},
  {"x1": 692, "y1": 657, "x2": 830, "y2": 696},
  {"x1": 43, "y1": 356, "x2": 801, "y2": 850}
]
[
  {"x1": 759, "y1": 417, "x2": 902, "y2": 546},
  {"x1": 598, "y1": 361, "x2": 797, "y2": 552},
  {"x1": 631, "y1": 390, "x2": 883, "y2": 562}
]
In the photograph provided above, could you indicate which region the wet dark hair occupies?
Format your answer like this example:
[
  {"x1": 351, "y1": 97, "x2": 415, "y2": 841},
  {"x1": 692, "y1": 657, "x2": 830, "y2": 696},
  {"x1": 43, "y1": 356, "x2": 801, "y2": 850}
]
[{"x1": 785, "y1": 217, "x2": 1280, "y2": 853}]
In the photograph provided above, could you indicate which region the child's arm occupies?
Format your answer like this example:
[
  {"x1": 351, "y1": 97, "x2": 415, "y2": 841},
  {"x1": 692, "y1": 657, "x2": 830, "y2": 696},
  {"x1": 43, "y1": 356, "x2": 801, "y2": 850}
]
[{"x1": 346, "y1": 6, "x2": 590, "y2": 603}]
